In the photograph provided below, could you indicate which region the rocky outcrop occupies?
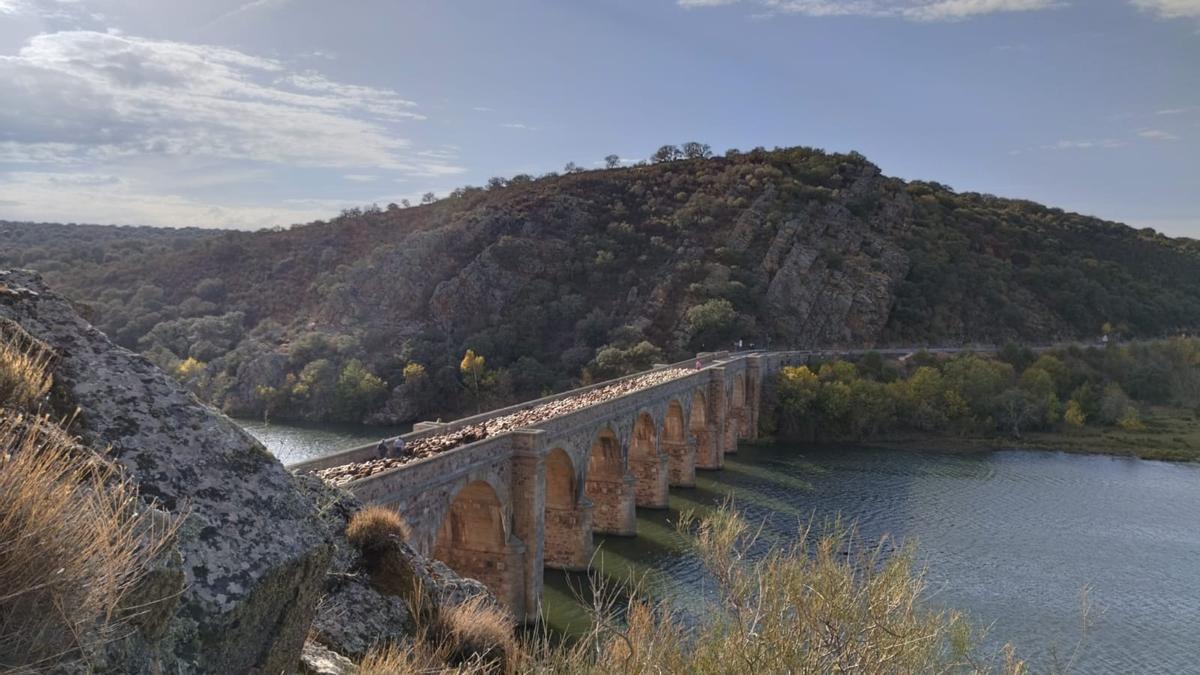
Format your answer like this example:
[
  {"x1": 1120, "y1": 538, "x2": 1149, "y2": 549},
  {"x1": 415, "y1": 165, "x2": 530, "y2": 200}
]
[
  {"x1": 295, "y1": 475, "x2": 492, "y2": 660},
  {"x1": 0, "y1": 269, "x2": 332, "y2": 674}
]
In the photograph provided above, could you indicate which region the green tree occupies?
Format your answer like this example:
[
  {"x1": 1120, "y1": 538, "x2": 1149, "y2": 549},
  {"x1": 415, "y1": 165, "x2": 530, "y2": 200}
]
[
  {"x1": 776, "y1": 366, "x2": 821, "y2": 438},
  {"x1": 651, "y1": 144, "x2": 682, "y2": 163},
  {"x1": 335, "y1": 359, "x2": 387, "y2": 420},
  {"x1": 993, "y1": 388, "x2": 1039, "y2": 438},
  {"x1": 681, "y1": 141, "x2": 712, "y2": 159},
  {"x1": 592, "y1": 341, "x2": 664, "y2": 379},
  {"x1": 686, "y1": 299, "x2": 738, "y2": 351}
]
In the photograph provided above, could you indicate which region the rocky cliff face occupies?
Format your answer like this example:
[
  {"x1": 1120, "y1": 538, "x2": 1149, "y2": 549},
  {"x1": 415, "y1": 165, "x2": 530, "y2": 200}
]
[
  {"x1": 6, "y1": 147, "x2": 1200, "y2": 426},
  {"x1": 0, "y1": 270, "x2": 332, "y2": 673}
]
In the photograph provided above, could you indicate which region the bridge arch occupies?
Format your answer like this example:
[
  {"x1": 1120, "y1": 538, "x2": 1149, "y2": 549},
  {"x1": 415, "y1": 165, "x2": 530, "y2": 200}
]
[
  {"x1": 584, "y1": 425, "x2": 636, "y2": 535},
  {"x1": 544, "y1": 447, "x2": 593, "y2": 570},
  {"x1": 629, "y1": 410, "x2": 668, "y2": 508},
  {"x1": 433, "y1": 480, "x2": 525, "y2": 614},
  {"x1": 662, "y1": 400, "x2": 695, "y2": 487}
]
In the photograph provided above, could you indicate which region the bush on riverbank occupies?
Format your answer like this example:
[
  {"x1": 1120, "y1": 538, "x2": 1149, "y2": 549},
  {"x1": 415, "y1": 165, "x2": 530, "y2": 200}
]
[
  {"x1": 356, "y1": 506, "x2": 1025, "y2": 674},
  {"x1": 764, "y1": 339, "x2": 1200, "y2": 451}
]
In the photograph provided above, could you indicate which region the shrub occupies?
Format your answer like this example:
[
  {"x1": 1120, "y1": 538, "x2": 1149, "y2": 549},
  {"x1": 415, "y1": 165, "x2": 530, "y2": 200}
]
[
  {"x1": 358, "y1": 597, "x2": 519, "y2": 675},
  {"x1": 0, "y1": 415, "x2": 174, "y2": 669},
  {"x1": 346, "y1": 505, "x2": 411, "y2": 549},
  {"x1": 436, "y1": 597, "x2": 520, "y2": 673},
  {"x1": 402, "y1": 362, "x2": 427, "y2": 383}
]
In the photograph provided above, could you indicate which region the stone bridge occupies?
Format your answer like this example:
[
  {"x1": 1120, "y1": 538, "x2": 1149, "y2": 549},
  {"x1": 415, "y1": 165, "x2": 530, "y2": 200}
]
[{"x1": 290, "y1": 350, "x2": 825, "y2": 621}]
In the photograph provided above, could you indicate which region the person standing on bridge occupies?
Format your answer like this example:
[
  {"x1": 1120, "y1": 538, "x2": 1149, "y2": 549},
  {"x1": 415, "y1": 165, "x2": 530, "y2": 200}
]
[
  {"x1": 392, "y1": 435, "x2": 407, "y2": 458},
  {"x1": 695, "y1": 358, "x2": 702, "y2": 370},
  {"x1": 375, "y1": 438, "x2": 389, "y2": 460}
]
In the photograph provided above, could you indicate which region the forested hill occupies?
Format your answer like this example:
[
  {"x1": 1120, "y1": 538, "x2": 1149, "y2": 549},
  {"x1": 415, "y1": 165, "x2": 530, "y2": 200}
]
[{"x1": 3, "y1": 146, "x2": 1199, "y2": 425}]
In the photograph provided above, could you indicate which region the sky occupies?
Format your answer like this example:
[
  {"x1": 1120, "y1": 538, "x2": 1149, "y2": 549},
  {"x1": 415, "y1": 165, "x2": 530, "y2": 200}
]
[{"x1": 0, "y1": 0, "x2": 1197, "y2": 236}]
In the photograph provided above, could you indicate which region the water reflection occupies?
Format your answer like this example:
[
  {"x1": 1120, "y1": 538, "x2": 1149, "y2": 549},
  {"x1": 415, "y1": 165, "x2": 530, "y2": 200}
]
[
  {"x1": 238, "y1": 418, "x2": 410, "y2": 465},
  {"x1": 545, "y1": 445, "x2": 1200, "y2": 674}
]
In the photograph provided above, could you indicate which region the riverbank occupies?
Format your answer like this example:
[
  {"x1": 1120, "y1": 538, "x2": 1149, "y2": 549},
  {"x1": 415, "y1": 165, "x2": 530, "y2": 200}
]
[{"x1": 753, "y1": 405, "x2": 1200, "y2": 463}]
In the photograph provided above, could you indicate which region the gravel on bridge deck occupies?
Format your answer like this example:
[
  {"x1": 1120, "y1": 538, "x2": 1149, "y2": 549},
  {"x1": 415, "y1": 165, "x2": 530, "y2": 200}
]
[{"x1": 315, "y1": 367, "x2": 694, "y2": 486}]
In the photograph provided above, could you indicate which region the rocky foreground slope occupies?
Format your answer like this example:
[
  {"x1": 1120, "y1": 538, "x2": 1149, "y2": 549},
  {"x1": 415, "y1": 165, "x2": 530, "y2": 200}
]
[
  {"x1": 5, "y1": 146, "x2": 1200, "y2": 426},
  {"x1": 0, "y1": 270, "x2": 488, "y2": 673}
]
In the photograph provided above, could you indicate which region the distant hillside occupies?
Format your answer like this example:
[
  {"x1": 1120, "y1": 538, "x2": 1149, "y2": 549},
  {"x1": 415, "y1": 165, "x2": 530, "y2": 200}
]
[{"x1": 4, "y1": 146, "x2": 1199, "y2": 424}]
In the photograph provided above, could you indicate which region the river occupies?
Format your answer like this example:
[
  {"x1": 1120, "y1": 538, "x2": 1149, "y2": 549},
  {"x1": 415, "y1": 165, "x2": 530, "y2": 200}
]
[{"x1": 242, "y1": 422, "x2": 1200, "y2": 673}]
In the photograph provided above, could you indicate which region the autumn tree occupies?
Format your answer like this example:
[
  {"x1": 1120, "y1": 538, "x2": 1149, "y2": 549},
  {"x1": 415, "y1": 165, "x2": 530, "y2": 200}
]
[{"x1": 460, "y1": 349, "x2": 487, "y2": 413}]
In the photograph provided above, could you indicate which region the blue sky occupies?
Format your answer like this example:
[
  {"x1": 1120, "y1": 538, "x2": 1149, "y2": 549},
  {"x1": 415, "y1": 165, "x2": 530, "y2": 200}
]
[{"x1": 0, "y1": 0, "x2": 1196, "y2": 235}]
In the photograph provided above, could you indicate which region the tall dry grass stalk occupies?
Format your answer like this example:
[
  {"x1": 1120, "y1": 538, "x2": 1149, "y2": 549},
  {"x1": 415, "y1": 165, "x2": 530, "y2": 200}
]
[
  {"x1": 0, "y1": 325, "x2": 54, "y2": 411},
  {"x1": 0, "y1": 414, "x2": 176, "y2": 672},
  {"x1": 534, "y1": 506, "x2": 1027, "y2": 674},
  {"x1": 358, "y1": 504, "x2": 1026, "y2": 674}
]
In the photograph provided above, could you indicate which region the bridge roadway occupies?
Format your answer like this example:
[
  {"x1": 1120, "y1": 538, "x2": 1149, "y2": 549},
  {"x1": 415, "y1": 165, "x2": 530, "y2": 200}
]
[{"x1": 289, "y1": 346, "x2": 993, "y2": 621}]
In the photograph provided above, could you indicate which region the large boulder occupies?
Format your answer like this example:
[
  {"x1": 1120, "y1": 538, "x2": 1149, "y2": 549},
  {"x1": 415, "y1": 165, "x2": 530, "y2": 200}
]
[
  {"x1": 294, "y1": 475, "x2": 493, "y2": 660},
  {"x1": 0, "y1": 270, "x2": 332, "y2": 674}
]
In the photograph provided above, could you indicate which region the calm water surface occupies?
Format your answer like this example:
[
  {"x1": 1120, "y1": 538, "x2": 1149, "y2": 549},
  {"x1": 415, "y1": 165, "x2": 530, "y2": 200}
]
[
  {"x1": 549, "y1": 445, "x2": 1200, "y2": 674},
  {"x1": 238, "y1": 418, "x2": 409, "y2": 465},
  {"x1": 243, "y1": 422, "x2": 1200, "y2": 673}
]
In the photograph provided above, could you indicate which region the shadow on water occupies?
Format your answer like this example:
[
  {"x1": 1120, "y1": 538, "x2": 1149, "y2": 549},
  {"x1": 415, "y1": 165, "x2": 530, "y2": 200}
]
[{"x1": 540, "y1": 443, "x2": 1200, "y2": 673}]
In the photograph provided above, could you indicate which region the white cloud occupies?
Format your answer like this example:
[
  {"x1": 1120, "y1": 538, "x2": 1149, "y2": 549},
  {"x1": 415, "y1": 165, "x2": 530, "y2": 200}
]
[
  {"x1": 677, "y1": 0, "x2": 1062, "y2": 21},
  {"x1": 473, "y1": 106, "x2": 494, "y2": 112},
  {"x1": 1138, "y1": 128, "x2": 1180, "y2": 140},
  {"x1": 501, "y1": 122, "x2": 535, "y2": 130},
  {"x1": 1130, "y1": 0, "x2": 1200, "y2": 19},
  {"x1": 0, "y1": 170, "x2": 337, "y2": 229},
  {"x1": 1041, "y1": 139, "x2": 1126, "y2": 150},
  {"x1": 343, "y1": 174, "x2": 378, "y2": 182},
  {"x1": 208, "y1": 0, "x2": 293, "y2": 26},
  {"x1": 0, "y1": 31, "x2": 461, "y2": 174},
  {"x1": 1156, "y1": 107, "x2": 1190, "y2": 115}
]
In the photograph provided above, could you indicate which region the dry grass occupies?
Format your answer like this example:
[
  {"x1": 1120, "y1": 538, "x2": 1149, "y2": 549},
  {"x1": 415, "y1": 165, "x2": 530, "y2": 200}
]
[
  {"x1": 528, "y1": 507, "x2": 1026, "y2": 675},
  {"x1": 346, "y1": 504, "x2": 411, "y2": 549},
  {"x1": 0, "y1": 414, "x2": 175, "y2": 672},
  {"x1": 358, "y1": 596, "x2": 520, "y2": 675},
  {"x1": 345, "y1": 504, "x2": 436, "y2": 617},
  {"x1": 436, "y1": 597, "x2": 521, "y2": 674},
  {"x1": 0, "y1": 324, "x2": 54, "y2": 411},
  {"x1": 357, "y1": 504, "x2": 1026, "y2": 675}
]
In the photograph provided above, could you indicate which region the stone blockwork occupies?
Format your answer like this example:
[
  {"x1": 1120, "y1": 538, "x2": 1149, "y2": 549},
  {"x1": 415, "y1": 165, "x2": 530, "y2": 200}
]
[{"x1": 297, "y1": 351, "x2": 778, "y2": 622}]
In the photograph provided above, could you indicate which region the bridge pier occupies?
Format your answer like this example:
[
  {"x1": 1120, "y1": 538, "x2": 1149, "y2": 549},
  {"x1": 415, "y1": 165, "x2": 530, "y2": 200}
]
[
  {"x1": 585, "y1": 426, "x2": 638, "y2": 535},
  {"x1": 586, "y1": 472, "x2": 637, "y2": 535},
  {"x1": 699, "y1": 368, "x2": 728, "y2": 468},
  {"x1": 630, "y1": 451, "x2": 669, "y2": 508},
  {"x1": 544, "y1": 498, "x2": 594, "y2": 571},
  {"x1": 510, "y1": 431, "x2": 546, "y2": 620},
  {"x1": 630, "y1": 412, "x2": 669, "y2": 509},
  {"x1": 664, "y1": 439, "x2": 695, "y2": 487}
]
